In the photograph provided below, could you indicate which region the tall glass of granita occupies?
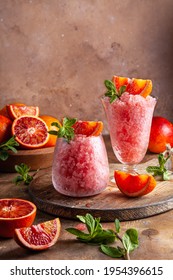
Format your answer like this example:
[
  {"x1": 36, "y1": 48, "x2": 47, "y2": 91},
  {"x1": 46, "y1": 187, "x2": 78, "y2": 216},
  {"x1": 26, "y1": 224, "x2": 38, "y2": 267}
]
[
  {"x1": 52, "y1": 120, "x2": 109, "y2": 197},
  {"x1": 101, "y1": 77, "x2": 157, "y2": 173}
]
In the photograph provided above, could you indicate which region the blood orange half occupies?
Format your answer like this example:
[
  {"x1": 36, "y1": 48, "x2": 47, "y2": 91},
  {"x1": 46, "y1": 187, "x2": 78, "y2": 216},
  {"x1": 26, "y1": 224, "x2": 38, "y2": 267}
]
[
  {"x1": 7, "y1": 104, "x2": 39, "y2": 120},
  {"x1": 14, "y1": 218, "x2": 61, "y2": 250},
  {"x1": 12, "y1": 115, "x2": 49, "y2": 149},
  {"x1": 114, "y1": 170, "x2": 156, "y2": 197},
  {"x1": 0, "y1": 198, "x2": 36, "y2": 238},
  {"x1": 73, "y1": 120, "x2": 103, "y2": 136}
]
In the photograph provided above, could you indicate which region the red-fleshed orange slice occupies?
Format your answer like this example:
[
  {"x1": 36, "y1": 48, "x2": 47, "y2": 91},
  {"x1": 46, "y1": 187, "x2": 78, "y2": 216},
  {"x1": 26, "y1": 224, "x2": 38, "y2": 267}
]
[
  {"x1": 12, "y1": 115, "x2": 49, "y2": 149},
  {"x1": 73, "y1": 120, "x2": 103, "y2": 136},
  {"x1": 112, "y1": 76, "x2": 130, "y2": 91},
  {"x1": 0, "y1": 198, "x2": 36, "y2": 238},
  {"x1": 112, "y1": 75, "x2": 152, "y2": 98},
  {"x1": 114, "y1": 170, "x2": 156, "y2": 197},
  {"x1": 126, "y1": 78, "x2": 152, "y2": 97},
  {"x1": 7, "y1": 104, "x2": 39, "y2": 120},
  {"x1": 14, "y1": 218, "x2": 61, "y2": 251}
]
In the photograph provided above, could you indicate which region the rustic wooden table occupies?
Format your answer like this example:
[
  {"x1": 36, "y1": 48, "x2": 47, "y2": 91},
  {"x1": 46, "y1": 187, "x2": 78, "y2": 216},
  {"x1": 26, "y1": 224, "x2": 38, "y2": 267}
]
[{"x1": 0, "y1": 135, "x2": 173, "y2": 260}]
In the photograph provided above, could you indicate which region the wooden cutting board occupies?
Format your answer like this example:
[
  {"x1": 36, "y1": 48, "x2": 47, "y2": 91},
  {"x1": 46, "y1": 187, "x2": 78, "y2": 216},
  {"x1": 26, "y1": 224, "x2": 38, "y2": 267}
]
[{"x1": 28, "y1": 159, "x2": 173, "y2": 221}]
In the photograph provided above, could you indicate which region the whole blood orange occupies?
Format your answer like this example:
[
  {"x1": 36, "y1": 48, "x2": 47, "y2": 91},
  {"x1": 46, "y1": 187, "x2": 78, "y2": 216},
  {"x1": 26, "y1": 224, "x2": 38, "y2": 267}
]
[
  {"x1": 114, "y1": 170, "x2": 156, "y2": 197},
  {"x1": 40, "y1": 115, "x2": 61, "y2": 147},
  {"x1": 0, "y1": 198, "x2": 36, "y2": 238},
  {"x1": 73, "y1": 120, "x2": 103, "y2": 136},
  {"x1": 12, "y1": 116, "x2": 49, "y2": 149},
  {"x1": 0, "y1": 115, "x2": 12, "y2": 144},
  {"x1": 148, "y1": 116, "x2": 173, "y2": 153},
  {"x1": 7, "y1": 104, "x2": 39, "y2": 120},
  {"x1": 14, "y1": 218, "x2": 61, "y2": 250}
]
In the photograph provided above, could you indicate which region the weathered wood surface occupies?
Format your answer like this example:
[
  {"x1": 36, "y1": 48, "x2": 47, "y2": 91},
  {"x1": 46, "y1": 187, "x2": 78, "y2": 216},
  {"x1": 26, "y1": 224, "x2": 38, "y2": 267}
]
[{"x1": 28, "y1": 158, "x2": 173, "y2": 221}]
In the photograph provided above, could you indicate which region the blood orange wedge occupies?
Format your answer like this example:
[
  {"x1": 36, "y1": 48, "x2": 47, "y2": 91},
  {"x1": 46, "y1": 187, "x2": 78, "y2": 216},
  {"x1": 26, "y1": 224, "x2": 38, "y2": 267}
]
[
  {"x1": 73, "y1": 120, "x2": 103, "y2": 136},
  {"x1": 114, "y1": 170, "x2": 156, "y2": 197},
  {"x1": 40, "y1": 115, "x2": 62, "y2": 147},
  {"x1": 112, "y1": 75, "x2": 152, "y2": 98},
  {"x1": 0, "y1": 103, "x2": 25, "y2": 118},
  {"x1": 112, "y1": 76, "x2": 130, "y2": 91},
  {"x1": 14, "y1": 218, "x2": 61, "y2": 251},
  {"x1": 7, "y1": 104, "x2": 39, "y2": 120},
  {"x1": 126, "y1": 78, "x2": 152, "y2": 98},
  {"x1": 12, "y1": 115, "x2": 49, "y2": 149},
  {"x1": 0, "y1": 198, "x2": 36, "y2": 238}
]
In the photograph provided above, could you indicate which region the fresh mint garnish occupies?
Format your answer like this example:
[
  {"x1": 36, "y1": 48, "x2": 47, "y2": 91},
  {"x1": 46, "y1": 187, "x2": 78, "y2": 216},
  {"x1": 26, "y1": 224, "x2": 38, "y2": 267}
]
[
  {"x1": 66, "y1": 214, "x2": 139, "y2": 260},
  {"x1": 13, "y1": 163, "x2": 34, "y2": 185},
  {"x1": 104, "y1": 80, "x2": 126, "y2": 103},
  {"x1": 49, "y1": 117, "x2": 77, "y2": 143},
  {"x1": 0, "y1": 136, "x2": 19, "y2": 161},
  {"x1": 66, "y1": 213, "x2": 116, "y2": 245},
  {"x1": 146, "y1": 153, "x2": 170, "y2": 180},
  {"x1": 101, "y1": 219, "x2": 139, "y2": 260}
]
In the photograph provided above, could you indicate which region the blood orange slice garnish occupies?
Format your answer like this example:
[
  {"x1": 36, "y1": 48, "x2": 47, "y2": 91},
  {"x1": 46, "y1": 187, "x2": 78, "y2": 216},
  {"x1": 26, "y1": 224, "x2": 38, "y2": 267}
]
[
  {"x1": 112, "y1": 76, "x2": 130, "y2": 91},
  {"x1": 0, "y1": 198, "x2": 36, "y2": 238},
  {"x1": 114, "y1": 170, "x2": 156, "y2": 197},
  {"x1": 12, "y1": 115, "x2": 49, "y2": 149},
  {"x1": 112, "y1": 75, "x2": 152, "y2": 98},
  {"x1": 14, "y1": 218, "x2": 61, "y2": 250},
  {"x1": 7, "y1": 104, "x2": 39, "y2": 120},
  {"x1": 73, "y1": 120, "x2": 103, "y2": 136},
  {"x1": 126, "y1": 78, "x2": 152, "y2": 98}
]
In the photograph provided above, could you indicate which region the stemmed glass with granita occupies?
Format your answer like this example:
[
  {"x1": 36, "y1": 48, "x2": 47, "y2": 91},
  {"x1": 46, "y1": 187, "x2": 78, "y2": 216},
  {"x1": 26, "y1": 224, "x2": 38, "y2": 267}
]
[{"x1": 101, "y1": 75, "x2": 157, "y2": 174}]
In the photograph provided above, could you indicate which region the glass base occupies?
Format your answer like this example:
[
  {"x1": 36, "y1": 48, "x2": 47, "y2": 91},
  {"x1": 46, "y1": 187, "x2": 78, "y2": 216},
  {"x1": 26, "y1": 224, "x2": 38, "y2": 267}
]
[{"x1": 121, "y1": 164, "x2": 138, "y2": 174}]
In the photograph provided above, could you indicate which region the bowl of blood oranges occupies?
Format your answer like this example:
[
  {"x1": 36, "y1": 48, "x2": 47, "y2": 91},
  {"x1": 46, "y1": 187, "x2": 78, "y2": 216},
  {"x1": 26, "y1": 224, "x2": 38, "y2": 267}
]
[{"x1": 0, "y1": 103, "x2": 61, "y2": 172}]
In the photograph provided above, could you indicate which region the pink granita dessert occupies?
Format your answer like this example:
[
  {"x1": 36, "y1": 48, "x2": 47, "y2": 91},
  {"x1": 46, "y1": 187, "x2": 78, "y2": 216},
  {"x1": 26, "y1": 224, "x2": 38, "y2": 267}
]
[
  {"x1": 52, "y1": 135, "x2": 109, "y2": 197},
  {"x1": 102, "y1": 93, "x2": 156, "y2": 165}
]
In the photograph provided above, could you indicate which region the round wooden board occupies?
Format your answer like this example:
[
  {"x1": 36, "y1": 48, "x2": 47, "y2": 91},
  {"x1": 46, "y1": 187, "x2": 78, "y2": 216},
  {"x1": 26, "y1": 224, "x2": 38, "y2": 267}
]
[{"x1": 28, "y1": 159, "x2": 173, "y2": 221}]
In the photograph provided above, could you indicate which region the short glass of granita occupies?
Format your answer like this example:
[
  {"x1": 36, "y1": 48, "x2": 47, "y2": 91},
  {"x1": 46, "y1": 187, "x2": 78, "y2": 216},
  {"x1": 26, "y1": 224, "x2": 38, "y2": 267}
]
[{"x1": 52, "y1": 120, "x2": 109, "y2": 197}]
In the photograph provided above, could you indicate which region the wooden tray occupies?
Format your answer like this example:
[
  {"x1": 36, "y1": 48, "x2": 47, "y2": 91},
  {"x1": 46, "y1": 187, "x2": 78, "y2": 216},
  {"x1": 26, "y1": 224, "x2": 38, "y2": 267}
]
[
  {"x1": 0, "y1": 147, "x2": 54, "y2": 173},
  {"x1": 28, "y1": 159, "x2": 173, "y2": 221}
]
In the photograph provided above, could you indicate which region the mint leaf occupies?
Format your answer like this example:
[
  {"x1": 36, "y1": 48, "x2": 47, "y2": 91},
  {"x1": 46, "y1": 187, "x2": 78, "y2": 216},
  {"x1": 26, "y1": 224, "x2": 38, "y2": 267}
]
[
  {"x1": 49, "y1": 117, "x2": 77, "y2": 143},
  {"x1": 0, "y1": 136, "x2": 19, "y2": 161},
  {"x1": 100, "y1": 244, "x2": 125, "y2": 258},
  {"x1": 104, "y1": 80, "x2": 126, "y2": 103},
  {"x1": 115, "y1": 219, "x2": 120, "y2": 233},
  {"x1": 122, "y1": 228, "x2": 139, "y2": 253},
  {"x1": 146, "y1": 153, "x2": 170, "y2": 180},
  {"x1": 13, "y1": 163, "x2": 34, "y2": 185}
]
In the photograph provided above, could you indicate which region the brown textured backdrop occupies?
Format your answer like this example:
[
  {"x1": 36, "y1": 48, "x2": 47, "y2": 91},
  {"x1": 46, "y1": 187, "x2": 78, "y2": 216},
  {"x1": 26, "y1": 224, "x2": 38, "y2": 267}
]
[{"x1": 0, "y1": 0, "x2": 173, "y2": 133}]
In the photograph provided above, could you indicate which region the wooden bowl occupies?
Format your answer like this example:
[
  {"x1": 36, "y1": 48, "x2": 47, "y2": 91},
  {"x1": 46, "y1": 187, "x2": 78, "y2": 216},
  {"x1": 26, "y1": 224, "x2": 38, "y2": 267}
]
[{"x1": 0, "y1": 147, "x2": 55, "y2": 173}]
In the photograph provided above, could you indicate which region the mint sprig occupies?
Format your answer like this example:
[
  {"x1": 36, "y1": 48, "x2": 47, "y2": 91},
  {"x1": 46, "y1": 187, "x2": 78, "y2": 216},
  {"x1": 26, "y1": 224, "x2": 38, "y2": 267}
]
[
  {"x1": 146, "y1": 153, "x2": 170, "y2": 180},
  {"x1": 66, "y1": 214, "x2": 139, "y2": 260},
  {"x1": 49, "y1": 117, "x2": 77, "y2": 143},
  {"x1": 13, "y1": 163, "x2": 34, "y2": 185},
  {"x1": 104, "y1": 80, "x2": 126, "y2": 103},
  {"x1": 66, "y1": 213, "x2": 116, "y2": 245},
  {"x1": 0, "y1": 136, "x2": 19, "y2": 161}
]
